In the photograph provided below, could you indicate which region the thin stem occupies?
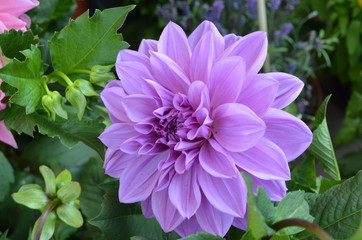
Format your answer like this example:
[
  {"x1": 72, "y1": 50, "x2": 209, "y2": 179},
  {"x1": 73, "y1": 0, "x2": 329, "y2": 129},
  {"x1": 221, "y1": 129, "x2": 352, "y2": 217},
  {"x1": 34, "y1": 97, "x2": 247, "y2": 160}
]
[
  {"x1": 257, "y1": 0, "x2": 270, "y2": 72},
  {"x1": 42, "y1": 78, "x2": 51, "y2": 95},
  {"x1": 266, "y1": 218, "x2": 333, "y2": 240},
  {"x1": 49, "y1": 71, "x2": 73, "y2": 86},
  {"x1": 70, "y1": 69, "x2": 92, "y2": 74},
  {"x1": 34, "y1": 200, "x2": 58, "y2": 240}
]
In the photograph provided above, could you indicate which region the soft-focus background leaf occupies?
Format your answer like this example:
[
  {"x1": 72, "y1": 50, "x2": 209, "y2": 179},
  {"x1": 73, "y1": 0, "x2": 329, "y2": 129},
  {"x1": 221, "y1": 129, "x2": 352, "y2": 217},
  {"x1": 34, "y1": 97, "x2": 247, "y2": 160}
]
[
  {"x1": 48, "y1": 5, "x2": 134, "y2": 73},
  {"x1": 179, "y1": 232, "x2": 224, "y2": 240},
  {"x1": 0, "y1": 152, "x2": 14, "y2": 202},
  {"x1": 0, "y1": 30, "x2": 38, "y2": 61},
  {"x1": 290, "y1": 155, "x2": 317, "y2": 192}
]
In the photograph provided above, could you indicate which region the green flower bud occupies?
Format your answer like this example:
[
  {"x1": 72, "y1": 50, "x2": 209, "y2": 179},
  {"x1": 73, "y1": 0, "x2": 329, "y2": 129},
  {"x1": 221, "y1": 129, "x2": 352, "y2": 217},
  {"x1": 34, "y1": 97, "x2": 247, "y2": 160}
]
[
  {"x1": 32, "y1": 211, "x2": 56, "y2": 240},
  {"x1": 89, "y1": 65, "x2": 114, "y2": 87},
  {"x1": 57, "y1": 182, "x2": 81, "y2": 203},
  {"x1": 65, "y1": 85, "x2": 86, "y2": 120},
  {"x1": 55, "y1": 169, "x2": 72, "y2": 189},
  {"x1": 12, "y1": 184, "x2": 49, "y2": 210},
  {"x1": 73, "y1": 79, "x2": 99, "y2": 97},
  {"x1": 42, "y1": 91, "x2": 68, "y2": 120},
  {"x1": 56, "y1": 203, "x2": 83, "y2": 228},
  {"x1": 39, "y1": 165, "x2": 56, "y2": 196}
]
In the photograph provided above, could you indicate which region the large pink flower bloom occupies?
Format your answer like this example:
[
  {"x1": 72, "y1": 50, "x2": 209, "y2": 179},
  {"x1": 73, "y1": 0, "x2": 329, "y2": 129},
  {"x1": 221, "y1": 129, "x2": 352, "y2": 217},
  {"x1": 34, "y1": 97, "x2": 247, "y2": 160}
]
[
  {"x1": 0, "y1": 0, "x2": 39, "y2": 33},
  {"x1": 99, "y1": 21, "x2": 312, "y2": 237}
]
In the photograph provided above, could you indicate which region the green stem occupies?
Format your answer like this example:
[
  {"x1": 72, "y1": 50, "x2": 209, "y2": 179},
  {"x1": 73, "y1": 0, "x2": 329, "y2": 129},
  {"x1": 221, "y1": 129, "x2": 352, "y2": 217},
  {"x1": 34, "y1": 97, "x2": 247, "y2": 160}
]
[
  {"x1": 34, "y1": 200, "x2": 58, "y2": 240},
  {"x1": 41, "y1": 77, "x2": 51, "y2": 95},
  {"x1": 70, "y1": 69, "x2": 92, "y2": 74},
  {"x1": 265, "y1": 218, "x2": 333, "y2": 240},
  {"x1": 49, "y1": 71, "x2": 73, "y2": 86}
]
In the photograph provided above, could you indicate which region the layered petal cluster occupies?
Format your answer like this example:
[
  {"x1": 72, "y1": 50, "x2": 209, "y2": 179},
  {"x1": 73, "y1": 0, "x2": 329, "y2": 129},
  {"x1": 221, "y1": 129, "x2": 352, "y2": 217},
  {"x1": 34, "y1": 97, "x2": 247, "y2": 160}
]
[
  {"x1": 99, "y1": 21, "x2": 312, "y2": 237},
  {"x1": 0, "y1": 0, "x2": 39, "y2": 33}
]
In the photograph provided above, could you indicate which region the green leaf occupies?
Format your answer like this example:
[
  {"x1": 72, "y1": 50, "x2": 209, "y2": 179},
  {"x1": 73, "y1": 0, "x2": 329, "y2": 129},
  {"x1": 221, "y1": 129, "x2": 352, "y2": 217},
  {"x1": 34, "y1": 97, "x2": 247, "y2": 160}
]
[
  {"x1": 180, "y1": 232, "x2": 224, "y2": 240},
  {"x1": 0, "y1": 29, "x2": 38, "y2": 60},
  {"x1": 346, "y1": 20, "x2": 361, "y2": 56},
  {"x1": 28, "y1": 0, "x2": 76, "y2": 25},
  {"x1": 291, "y1": 155, "x2": 317, "y2": 191},
  {"x1": 0, "y1": 152, "x2": 14, "y2": 202},
  {"x1": 56, "y1": 203, "x2": 83, "y2": 228},
  {"x1": 90, "y1": 188, "x2": 179, "y2": 240},
  {"x1": 316, "y1": 177, "x2": 342, "y2": 194},
  {"x1": 0, "y1": 230, "x2": 8, "y2": 240},
  {"x1": 339, "y1": 150, "x2": 362, "y2": 178},
  {"x1": 57, "y1": 182, "x2": 81, "y2": 203},
  {"x1": 0, "y1": 46, "x2": 45, "y2": 114},
  {"x1": 308, "y1": 95, "x2": 341, "y2": 180},
  {"x1": 302, "y1": 171, "x2": 362, "y2": 239},
  {"x1": 1, "y1": 105, "x2": 105, "y2": 156},
  {"x1": 49, "y1": 5, "x2": 135, "y2": 73},
  {"x1": 31, "y1": 211, "x2": 57, "y2": 240},
  {"x1": 12, "y1": 184, "x2": 49, "y2": 210},
  {"x1": 255, "y1": 187, "x2": 276, "y2": 225},
  {"x1": 39, "y1": 165, "x2": 56, "y2": 196},
  {"x1": 274, "y1": 191, "x2": 314, "y2": 235},
  {"x1": 55, "y1": 170, "x2": 72, "y2": 189}
]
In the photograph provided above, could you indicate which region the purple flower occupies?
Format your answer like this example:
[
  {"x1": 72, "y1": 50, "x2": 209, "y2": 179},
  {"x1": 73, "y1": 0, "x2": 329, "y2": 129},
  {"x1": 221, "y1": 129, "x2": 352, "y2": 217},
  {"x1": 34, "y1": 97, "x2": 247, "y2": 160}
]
[
  {"x1": 267, "y1": 0, "x2": 281, "y2": 10},
  {"x1": 99, "y1": 21, "x2": 312, "y2": 237}
]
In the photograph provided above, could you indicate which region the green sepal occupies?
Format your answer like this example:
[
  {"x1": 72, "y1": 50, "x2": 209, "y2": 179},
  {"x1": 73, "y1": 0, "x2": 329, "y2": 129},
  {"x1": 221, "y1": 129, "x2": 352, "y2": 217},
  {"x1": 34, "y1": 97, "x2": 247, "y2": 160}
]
[
  {"x1": 65, "y1": 85, "x2": 86, "y2": 120},
  {"x1": 55, "y1": 170, "x2": 72, "y2": 189},
  {"x1": 12, "y1": 184, "x2": 49, "y2": 210},
  {"x1": 42, "y1": 91, "x2": 68, "y2": 120},
  {"x1": 39, "y1": 165, "x2": 56, "y2": 196},
  {"x1": 31, "y1": 211, "x2": 57, "y2": 240},
  {"x1": 73, "y1": 79, "x2": 99, "y2": 97},
  {"x1": 56, "y1": 203, "x2": 83, "y2": 228},
  {"x1": 89, "y1": 65, "x2": 114, "y2": 87},
  {"x1": 57, "y1": 182, "x2": 81, "y2": 203}
]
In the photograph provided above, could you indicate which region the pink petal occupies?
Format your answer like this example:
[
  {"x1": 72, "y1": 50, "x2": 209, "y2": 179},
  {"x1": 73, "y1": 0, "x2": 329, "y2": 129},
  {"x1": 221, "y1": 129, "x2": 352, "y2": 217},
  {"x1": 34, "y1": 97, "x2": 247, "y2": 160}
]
[
  {"x1": 0, "y1": 13, "x2": 27, "y2": 30},
  {"x1": 230, "y1": 138, "x2": 290, "y2": 180},
  {"x1": 103, "y1": 149, "x2": 134, "y2": 178},
  {"x1": 223, "y1": 31, "x2": 267, "y2": 79},
  {"x1": 188, "y1": 20, "x2": 220, "y2": 51},
  {"x1": 141, "y1": 197, "x2": 154, "y2": 218},
  {"x1": 119, "y1": 151, "x2": 169, "y2": 203},
  {"x1": 121, "y1": 94, "x2": 159, "y2": 122},
  {"x1": 188, "y1": 81, "x2": 210, "y2": 110},
  {"x1": 250, "y1": 175, "x2": 287, "y2": 201},
  {"x1": 150, "y1": 52, "x2": 190, "y2": 93},
  {"x1": 158, "y1": 22, "x2": 191, "y2": 72},
  {"x1": 267, "y1": 72, "x2": 304, "y2": 109},
  {"x1": 175, "y1": 216, "x2": 203, "y2": 237},
  {"x1": 212, "y1": 103, "x2": 266, "y2": 152},
  {"x1": 144, "y1": 79, "x2": 174, "y2": 106},
  {"x1": 198, "y1": 165, "x2": 247, "y2": 217},
  {"x1": 98, "y1": 123, "x2": 139, "y2": 148},
  {"x1": 209, "y1": 56, "x2": 245, "y2": 107},
  {"x1": 237, "y1": 74, "x2": 279, "y2": 116},
  {"x1": 233, "y1": 217, "x2": 247, "y2": 230},
  {"x1": 151, "y1": 188, "x2": 185, "y2": 232},
  {"x1": 224, "y1": 33, "x2": 241, "y2": 49},
  {"x1": 138, "y1": 39, "x2": 158, "y2": 57},
  {"x1": 117, "y1": 49, "x2": 150, "y2": 66},
  {"x1": 195, "y1": 195, "x2": 234, "y2": 236},
  {"x1": 199, "y1": 139, "x2": 238, "y2": 178},
  {"x1": 0, "y1": 121, "x2": 17, "y2": 148},
  {"x1": 190, "y1": 29, "x2": 224, "y2": 83},
  {"x1": 263, "y1": 108, "x2": 312, "y2": 161},
  {"x1": 0, "y1": 0, "x2": 39, "y2": 17},
  {"x1": 169, "y1": 167, "x2": 201, "y2": 218}
]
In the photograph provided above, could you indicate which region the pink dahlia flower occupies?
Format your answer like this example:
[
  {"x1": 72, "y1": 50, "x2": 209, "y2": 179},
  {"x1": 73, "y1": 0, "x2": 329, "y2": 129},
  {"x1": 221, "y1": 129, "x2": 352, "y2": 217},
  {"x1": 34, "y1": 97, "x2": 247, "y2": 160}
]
[
  {"x1": 99, "y1": 21, "x2": 312, "y2": 237},
  {"x1": 0, "y1": 0, "x2": 39, "y2": 33}
]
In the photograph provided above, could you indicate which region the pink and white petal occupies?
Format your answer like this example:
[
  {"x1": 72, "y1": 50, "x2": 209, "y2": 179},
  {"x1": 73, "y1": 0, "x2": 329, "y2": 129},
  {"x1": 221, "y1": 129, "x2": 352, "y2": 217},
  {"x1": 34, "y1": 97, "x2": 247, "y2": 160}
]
[
  {"x1": 103, "y1": 149, "x2": 134, "y2": 178},
  {"x1": 158, "y1": 22, "x2": 191, "y2": 72},
  {"x1": 121, "y1": 94, "x2": 159, "y2": 122},
  {"x1": 198, "y1": 165, "x2": 247, "y2": 217},
  {"x1": 175, "y1": 216, "x2": 203, "y2": 237},
  {"x1": 199, "y1": 139, "x2": 238, "y2": 178},
  {"x1": 224, "y1": 33, "x2": 241, "y2": 49},
  {"x1": 151, "y1": 188, "x2": 185, "y2": 232},
  {"x1": 230, "y1": 138, "x2": 290, "y2": 181},
  {"x1": 263, "y1": 108, "x2": 312, "y2": 161},
  {"x1": 138, "y1": 39, "x2": 158, "y2": 56},
  {"x1": 237, "y1": 74, "x2": 279, "y2": 116},
  {"x1": 0, "y1": 0, "x2": 39, "y2": 17},
  {"x1": 188, "y1": 81, "x2": 210, "y2": 110},
  {"x1": 150, "y1": 52, "x2": 190, "y2": 94},
  {"x1": 267, "y1": 72, "x2": 304, "y2": 109},
  {"x1": 169, "y1": 167, "x2": 201, "y2": 218},
  {"x1": 119, "y1": 151, "x2": 169, "y2": 203},
  {"x1": 212, "y1": 103, "x2": 266, "y2": 152},
  {"x1": 100, "y1": 82, "x2": 131, "y2": 123},
  {"x1": 209, "y1": 56, "x2": 245, "y2": 107},
  {"x1": 250, "y1": 175, "x2": 287, "y2": 201},
  {"x1": 195, "y1": 196, "x2": 234, "y2": 236},
  {"x1": 0, "y1": 13, "x2": 27, "y2": 30},
  {"x1": 99, "y1": 123, "x2": 139, "y2": 148},
  {"x1": 188, "y1": 20, "x2": 220, "y2": 51},
  {"x1": 223, "y1": 31, "x2": 267, "y2": 79},
  {"x1": 0, "y1": 121, "x2": 17, "y2": 148},
  {"x1": 141, "y1": 197, "x2": 154, "y2": 218},
  {"x1": 190, "y1": 30, "x2": 224, "y2": 83}
]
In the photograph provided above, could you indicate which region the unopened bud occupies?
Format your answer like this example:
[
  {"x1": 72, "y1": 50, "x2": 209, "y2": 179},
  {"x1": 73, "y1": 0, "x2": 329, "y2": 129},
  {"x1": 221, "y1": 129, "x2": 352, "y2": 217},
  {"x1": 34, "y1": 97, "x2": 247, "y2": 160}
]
[
  {"x1": 89, "y1": 65, "x2": 114, "y2": 87},
  {"x1": 55, "y1": 169, "x2": 72, "y2": 189},
  {"x1": 39, "y1": 165, "x2": 56, "y2": 196},
  {"x1": 42, "y1": 91, "x2": 68, "y2": 120},
  {"x1": 65, "y1": 85, "x2": 86, "y2": 120},
  {"x1": 74, "y1": 79, "x2": 99, "y2": 97},
  {"x1": 57, "y1": 182, "x2": 81, "y2": 203}
]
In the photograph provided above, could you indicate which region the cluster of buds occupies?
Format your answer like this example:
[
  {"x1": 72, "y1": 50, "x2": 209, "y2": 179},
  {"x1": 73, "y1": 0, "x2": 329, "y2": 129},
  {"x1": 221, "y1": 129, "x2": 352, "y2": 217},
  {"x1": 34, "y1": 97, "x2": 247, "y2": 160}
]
[
  {"x1": 12, "y1": 166, "x2": 83, "y2": 240},
  {"x1": 89, "y1": 65, "x2": 115, "y2": 87}
]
